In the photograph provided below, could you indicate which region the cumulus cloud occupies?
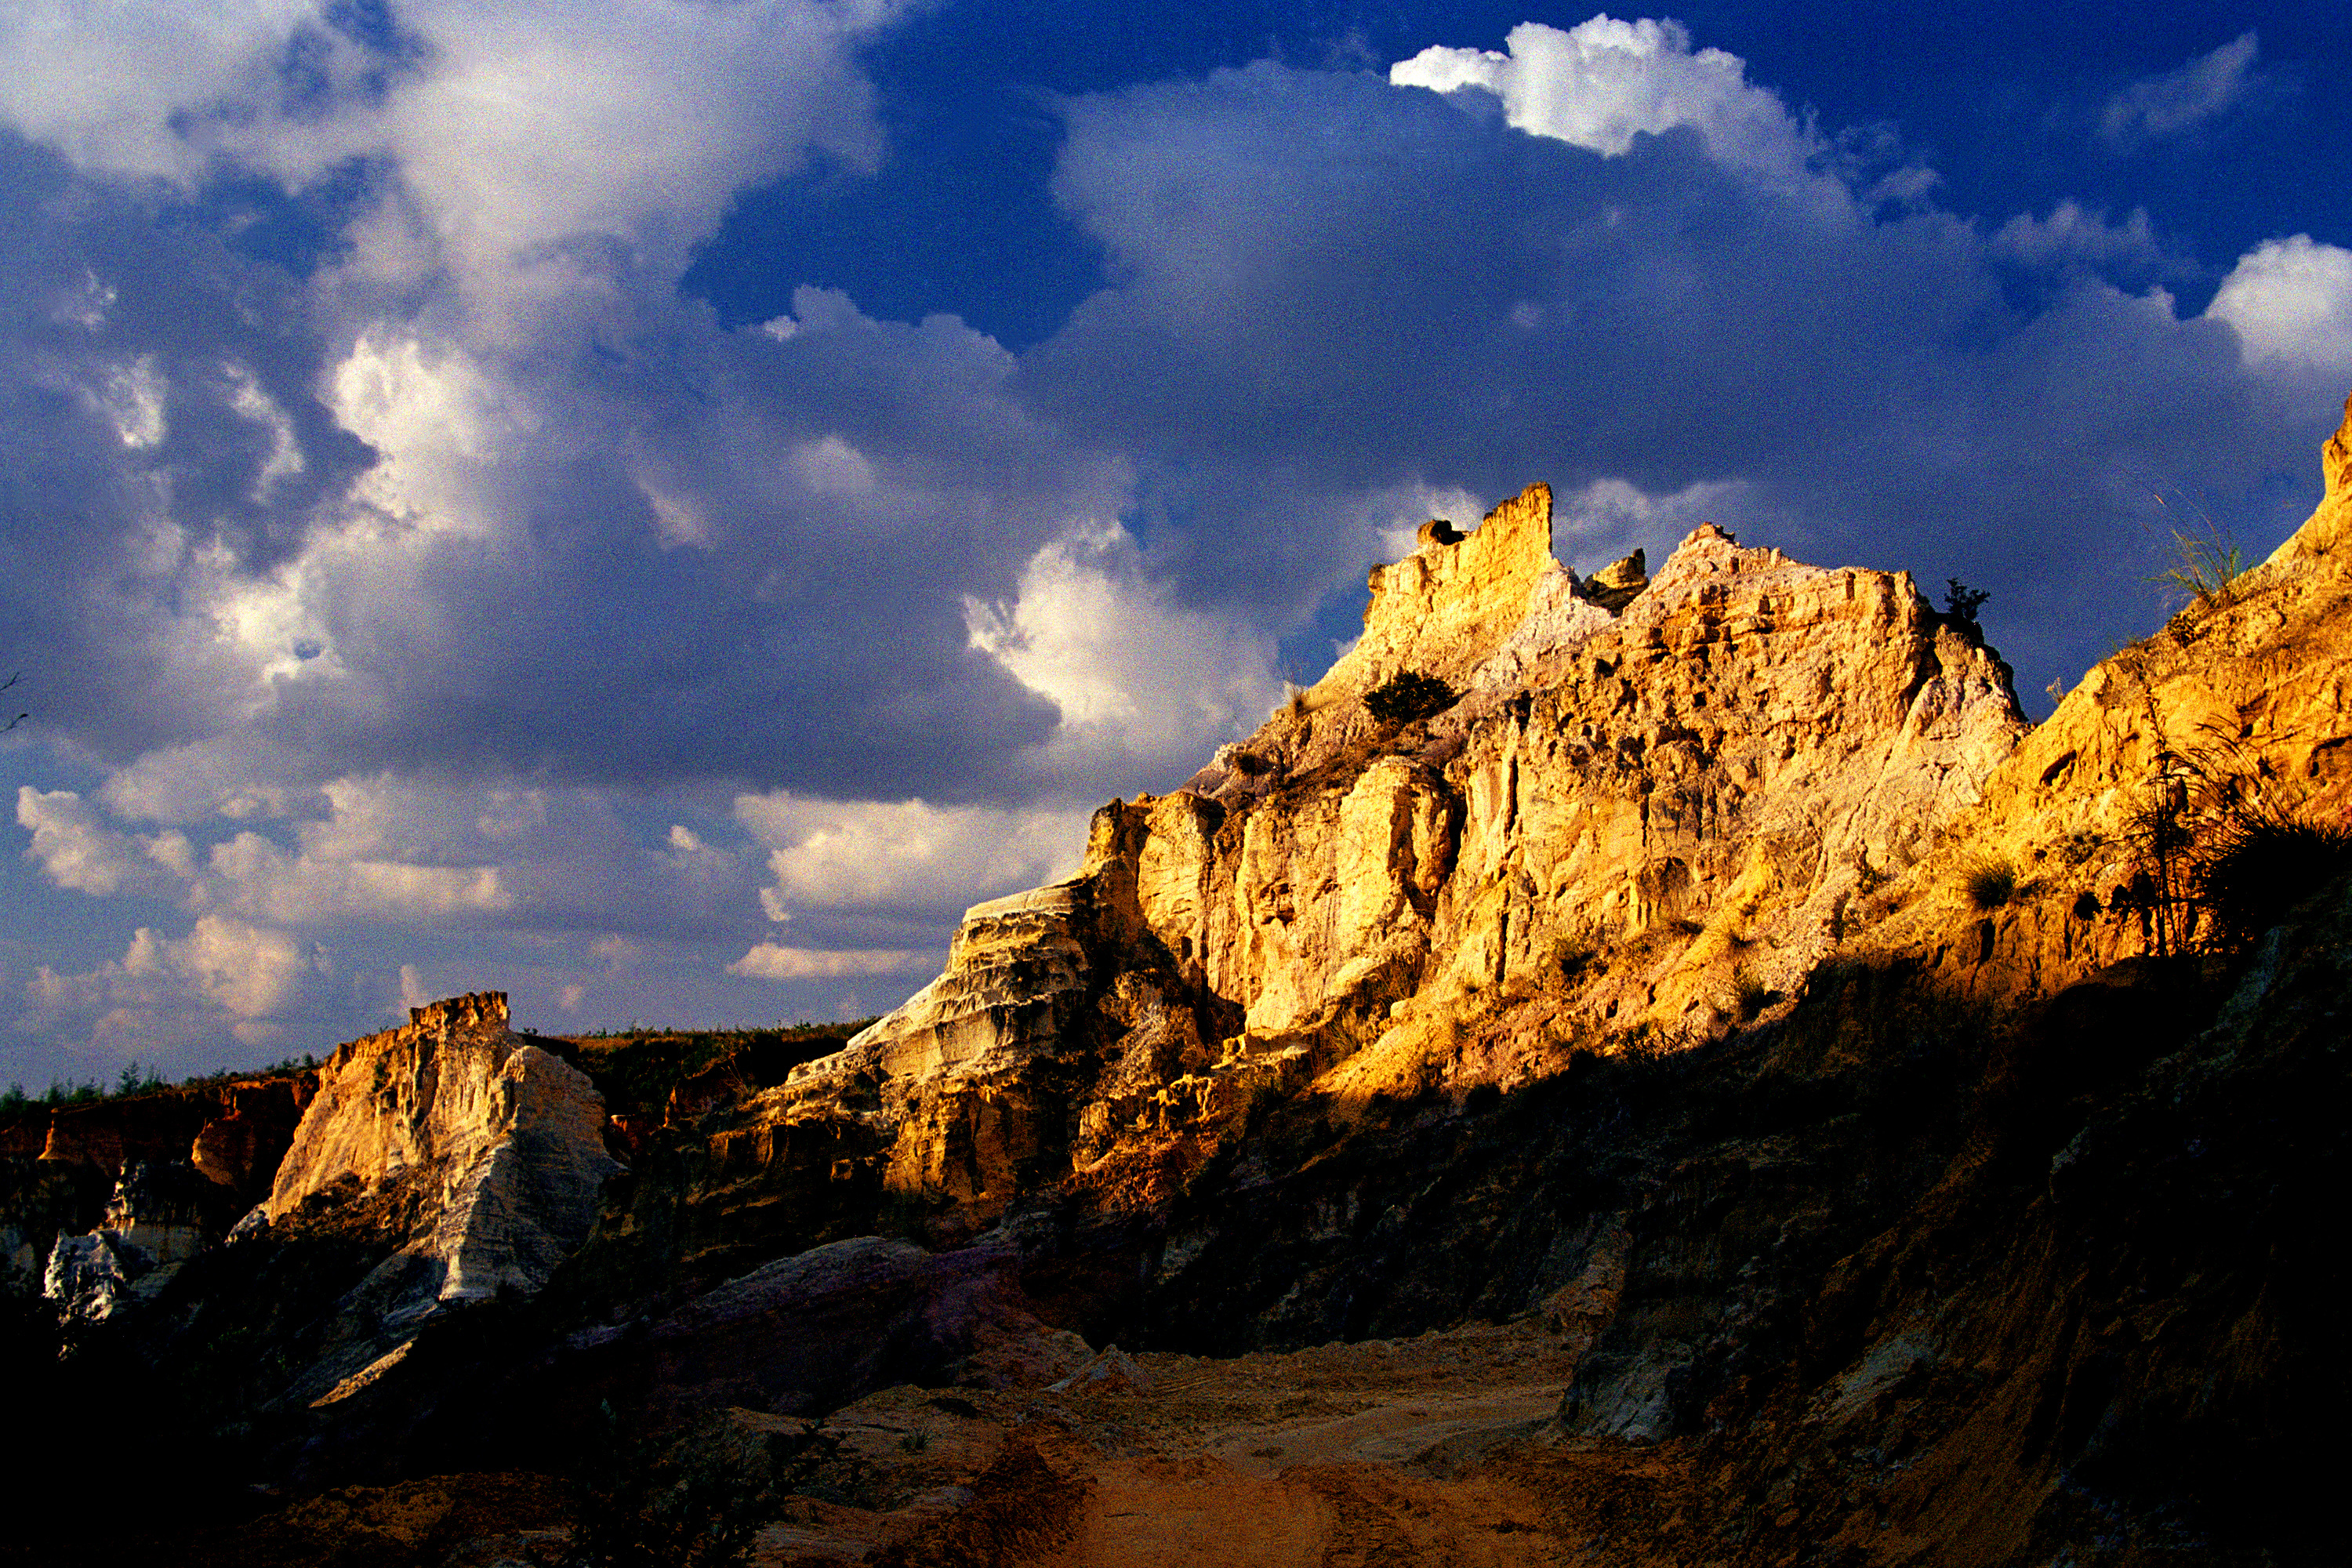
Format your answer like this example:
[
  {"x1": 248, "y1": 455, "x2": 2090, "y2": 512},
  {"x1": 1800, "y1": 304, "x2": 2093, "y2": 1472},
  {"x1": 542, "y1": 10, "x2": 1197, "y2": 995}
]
[
  {"x1": 4, "y1": 8, "x2": 2347, "y2": 1080},
  {"x1": 26, "y1": 913, "x2": 318, "y2": 1053},
  {"x1": 0, "y1": 0, "x2": 901, "y2": 326},
  {"x1": 18, "y1": 788, "x2": 189, "y2": 897},
  {"x1": 2100, "y1": 31, "x2": 2264, "y2": 149},
  {"x1": 965, "y1": 521, "x2": 1286, "y2": 795},
  {"x1": 735, "y1": 792, "x2": 1093, "y2": 920},
  {"x1": 2206, "y1": 235, "x2": 2352, "y2": 376},
  {"x1": 726, "y1": 944, "x2": 923, "y2": 981},
  {"x1": 1989, "y1": 202, "x2": 2168, "y2": 275},
  {"x1": 1392, "y1": 16, "x2": 1820, "y2": 196}
]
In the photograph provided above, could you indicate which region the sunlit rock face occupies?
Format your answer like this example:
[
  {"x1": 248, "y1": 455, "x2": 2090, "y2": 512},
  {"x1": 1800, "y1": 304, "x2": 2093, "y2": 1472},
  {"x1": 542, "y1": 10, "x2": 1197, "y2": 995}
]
[
  {"x1": 1858, "y1": 392, "x2": 2352, "y2": 1003},
  {"x1": 264, "y1": 992, "x2": 620, "y2": 1317},
  {"x1": 774, "y1": 481, "x2": 2030, "y2": 1221}
]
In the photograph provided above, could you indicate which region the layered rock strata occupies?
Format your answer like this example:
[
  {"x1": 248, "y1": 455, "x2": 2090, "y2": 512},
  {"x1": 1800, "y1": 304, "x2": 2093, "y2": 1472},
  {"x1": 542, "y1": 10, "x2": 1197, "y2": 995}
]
[{"x1": 4, "y1": 1073, "x2": 310, "y2": 1315}]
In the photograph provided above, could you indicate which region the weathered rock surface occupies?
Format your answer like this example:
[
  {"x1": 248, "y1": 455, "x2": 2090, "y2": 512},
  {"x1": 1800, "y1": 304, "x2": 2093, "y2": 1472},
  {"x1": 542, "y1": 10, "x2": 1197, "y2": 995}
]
[
  {"x1": 263, "y1": 992, "x2": 620, "y2": 1320},
  {"x1": 2, "y1": 1073, "x2": 309, "y2": 1313},
  {"x1": 771, "y1": 481, "x2": 2026, "y2": 1231},
  {"x1": 1858, "y1": 391, "x2": 2352, "y2": 1004},
  {"x1": 20, "y1": 397, "x2": 2352, "y2": 1568}
]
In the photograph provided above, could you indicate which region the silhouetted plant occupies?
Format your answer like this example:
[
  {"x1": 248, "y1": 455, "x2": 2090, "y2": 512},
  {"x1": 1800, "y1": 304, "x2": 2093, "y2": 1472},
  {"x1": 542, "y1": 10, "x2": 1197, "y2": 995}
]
[
  {"x1": 1943, "y1": 578, "x2": 1991, "y2": 628},
  {"x1": 1364, "y1": 670, "x2": 1456, "y2": 725},
  {"x1": 2151, "y1": 524, "x2": 2246, "y2": 612},
  {"x1": 2193, "y1": 810, "x2": 2352, "y2": 953},
  {"x1": 1961, "y1": 856, "x2": 2016, "y2": 911}
]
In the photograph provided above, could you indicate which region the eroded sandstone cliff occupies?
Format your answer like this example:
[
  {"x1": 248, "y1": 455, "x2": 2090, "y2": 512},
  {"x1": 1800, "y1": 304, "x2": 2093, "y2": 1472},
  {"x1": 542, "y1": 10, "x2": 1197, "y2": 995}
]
[
  {"x1": 16, "y1": 397, "x2": 2352, "y2": 1568},
  {"x1": 767, "y1": 479, "x2": 2027, "y2": 1236},
  {"x1": 261, "y1": 991, "x2": 619, "y2": 1323}
]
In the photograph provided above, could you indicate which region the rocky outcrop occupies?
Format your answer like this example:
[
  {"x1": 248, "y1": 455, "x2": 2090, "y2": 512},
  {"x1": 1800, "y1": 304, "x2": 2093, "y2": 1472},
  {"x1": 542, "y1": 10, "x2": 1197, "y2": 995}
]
[
  {"x1": 42, "y1": 1156, "x2": 234, "y2": 1320},
  {"x1": 2, "y1": 1073, "x2": 310, "y2": 1315},
  {"x1": 23, "y1": 401, "x2": 2352, "y2": 1568},
  {"x1": 1857, "y1": 390, "x2": 2352, "y2": 1004},
  {"x1": 769, "y1": 481, "x2": 2026, "y2": 1227},
  {"x1": 263, "y1": 993, "x2": 619, "y2": 1320}
]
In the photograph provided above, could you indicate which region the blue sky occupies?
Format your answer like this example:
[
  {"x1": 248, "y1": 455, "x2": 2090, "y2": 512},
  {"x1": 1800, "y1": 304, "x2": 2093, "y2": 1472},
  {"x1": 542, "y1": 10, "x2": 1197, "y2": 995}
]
[{"x1": 2, "y1": 2, "x2": 2347, "y2": 1087}]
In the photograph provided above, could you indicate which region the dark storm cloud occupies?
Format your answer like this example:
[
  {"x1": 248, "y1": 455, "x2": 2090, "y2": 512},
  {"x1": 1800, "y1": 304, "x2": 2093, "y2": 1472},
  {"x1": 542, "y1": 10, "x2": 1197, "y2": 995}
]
[
  {"x1": 1022, "y1": 57, "x2": 2335, "y2": 692},
  {"x1": 247, "y1": 289, "x2": 1120, "y2": 800},
  {"x1": 0, "y1": 131, "x2": 376, "y2": 757}
]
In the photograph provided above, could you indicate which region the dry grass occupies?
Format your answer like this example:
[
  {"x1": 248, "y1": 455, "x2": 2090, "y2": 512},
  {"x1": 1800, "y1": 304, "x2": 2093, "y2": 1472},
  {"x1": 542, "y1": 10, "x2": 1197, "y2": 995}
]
[{"x1": 1960, "y1": 856, "x2": 2016, "y2": 911}]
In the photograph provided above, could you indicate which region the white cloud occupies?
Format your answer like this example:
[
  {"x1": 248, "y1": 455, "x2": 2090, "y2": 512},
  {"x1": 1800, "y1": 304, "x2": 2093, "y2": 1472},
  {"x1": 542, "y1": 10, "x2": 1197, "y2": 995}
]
[
  {"x1": 2100, "y1": 31, "x2": 2262, "y2": 148},
  {"x1": 735, "y1": 792, "x2": 1093, "y2": 916},
  {"x1": 964, "y1": 521, "x2": 1285, "y2": 789},
  {"x1": 1361, "y1": 481, "x2": 1494, "y2": 564},
  {"x1": 27, "y1": 913, "x2": 314, "y2": 1030},
  {"x1": 0, "y1": 0, "x2": 906, "y2": 329},
  {"x1": 791, "y1": 434, "x2": 880, "y2": 496},
  {"x1": 95, "y1": 355, "x2": 168, "y2": 449},
  {"x1": 1554, "y1": 476, "x2": 1756, "y2": 565},
  {"x1": 205, "y1": 829, "x2": 512, "y2": 925},
  {"x1": 1392, "y1": 16, "x2": 1820, "y2": 195},
  {"x1": 1990, "y1": 201, "x2": 2165, "y2": 273},
  {"x1": 17, "y1": 789, "x2": 186, "y2": 898},
  {"x1": 169, "y1": 913, "x2": 310, "y2": 1018},
  {"x1": 2206, "y1": 235, "x2": 2352, "y2": 374},
  {"x1": 726, "y1": 943, "x2": 923, "y2": 980}
]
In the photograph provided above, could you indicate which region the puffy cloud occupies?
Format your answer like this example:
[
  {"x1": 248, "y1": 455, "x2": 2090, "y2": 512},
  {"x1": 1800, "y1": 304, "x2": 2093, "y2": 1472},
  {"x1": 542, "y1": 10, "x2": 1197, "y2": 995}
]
[
  {"x1": 2206, "y1": 235, "x2": 2352, "y2": 375},
  {"x1": 965, "y1": 521, "x2": 1286, "y2": 797},
  {"x1": 203, "y1": 828, "x2": 510, "y2": 926},
  {"x1": 18, "y1": 788, "x2": 188, "y2": 897},
  {"x1": 735, "y1": 792, "x2": 1093, "y2": 920},
  {"x1": 1989, "y1": 201, "x2": 2168, "y2": 275},
  {"x1": 0, "y1": 0, "x2": 902, "y2": 325},
  {"x1": 5, "y1": 8, "x2": 2347, "y2": 1081},
  {"x1": 1392, "y1": 16, "x2": 1821, "y2": 196},
  {"x1": 26, "y1": 913, "x2": 318, "y2": 1052},
  {"x1": 2100, "y1": 31, "x2": 2264, "y2": 149},
  {"x1": 166, "y1": 913, "x2": 310, "y2": 1019},
  {"x1": 1029, "y1": 29, "x2": 2325, "y2": 702}
]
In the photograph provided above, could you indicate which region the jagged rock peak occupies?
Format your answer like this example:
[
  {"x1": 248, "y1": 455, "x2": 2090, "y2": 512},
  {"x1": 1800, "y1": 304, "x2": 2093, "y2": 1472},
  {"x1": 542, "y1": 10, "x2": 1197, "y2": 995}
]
[
  {"x1": 263, "y1": 990, "x2": 618, "y2": 1320},
  {"x1": 774, "y1": 492, "x2": 2030, "y2": 1230},
  {"x1": 1334, "y1": 481, "x2": 1566, "y2": 695},
  {"x1": 403, "y1": 989, "x2": 510, "y2": 1035}
]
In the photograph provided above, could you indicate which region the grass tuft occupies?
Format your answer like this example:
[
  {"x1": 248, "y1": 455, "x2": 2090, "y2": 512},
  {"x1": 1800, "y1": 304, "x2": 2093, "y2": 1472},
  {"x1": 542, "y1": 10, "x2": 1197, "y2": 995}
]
[
  {"x1": 2152, "y1": 525, "x2": 2246, "y2": 613},
  {"x1": 1961, "y1": 856, "x2": 2017, "y2": 911},
  {"x1": 2194, "y1": 812, "x2": 2352, "y2": 952}
]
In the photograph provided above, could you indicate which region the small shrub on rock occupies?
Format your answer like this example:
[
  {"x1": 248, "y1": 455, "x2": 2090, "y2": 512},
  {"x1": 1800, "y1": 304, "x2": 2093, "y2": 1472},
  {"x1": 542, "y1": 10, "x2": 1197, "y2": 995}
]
[
  {"x1": 2194, "y1": 812, "x2": 2352, "y2": 951},
  {"x1": 1365, "y1": 670, "x2": 1456, "y2": 725},
  {"x1": 1962, "y1": 856, "x2": 2017, "y2": 911}
]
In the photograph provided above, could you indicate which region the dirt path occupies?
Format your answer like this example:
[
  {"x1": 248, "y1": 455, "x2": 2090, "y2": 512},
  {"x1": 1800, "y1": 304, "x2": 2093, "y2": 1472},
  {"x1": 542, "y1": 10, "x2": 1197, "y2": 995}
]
[{"x1": 753, "y1": 1319, "x2": 1649, "y2": 1567}]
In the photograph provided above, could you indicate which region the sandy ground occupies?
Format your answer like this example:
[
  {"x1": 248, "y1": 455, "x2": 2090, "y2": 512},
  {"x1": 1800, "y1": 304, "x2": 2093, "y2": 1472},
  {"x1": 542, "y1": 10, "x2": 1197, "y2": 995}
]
[{"x1": 750, "y1": 1319, "x2": 1639, "y2": 1567}]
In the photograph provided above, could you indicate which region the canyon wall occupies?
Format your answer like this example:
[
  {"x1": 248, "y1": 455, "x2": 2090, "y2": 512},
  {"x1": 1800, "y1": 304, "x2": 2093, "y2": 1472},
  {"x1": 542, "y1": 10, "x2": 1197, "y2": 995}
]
[
  {"x1": 766, "y1": 478, "x2": 2028, "y2": 1229},
  {"x1": 21, "y1": 396, "x2": 2351, "y2": 1568}
]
